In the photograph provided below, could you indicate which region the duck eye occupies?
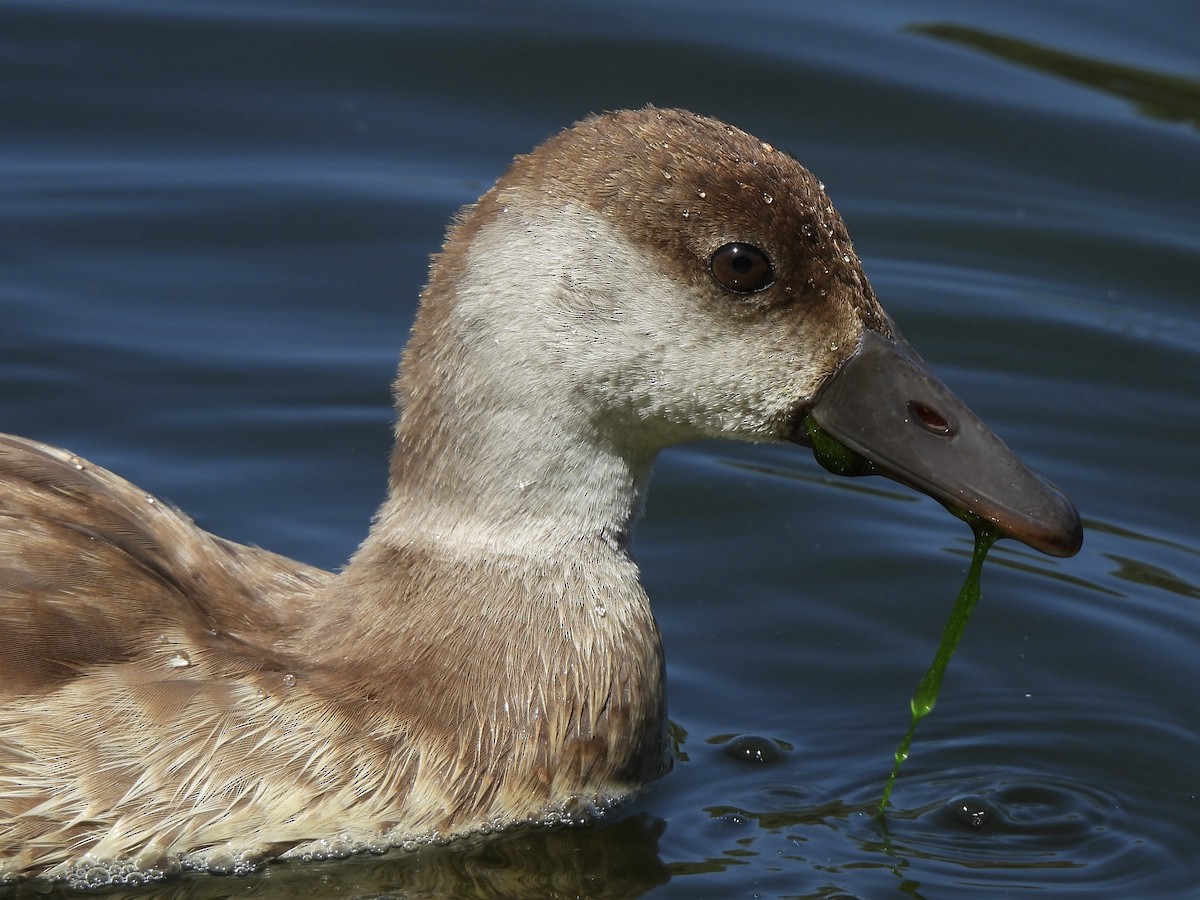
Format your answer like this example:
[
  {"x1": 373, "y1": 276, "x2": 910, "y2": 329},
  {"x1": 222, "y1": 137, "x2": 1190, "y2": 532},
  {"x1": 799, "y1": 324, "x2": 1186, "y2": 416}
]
[{"x1": 710, "y1": 242, "x2": 775, "y2": 293}]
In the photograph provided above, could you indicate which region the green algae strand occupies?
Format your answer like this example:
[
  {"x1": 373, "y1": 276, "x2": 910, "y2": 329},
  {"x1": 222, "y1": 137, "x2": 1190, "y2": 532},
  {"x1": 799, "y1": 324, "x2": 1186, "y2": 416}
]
[
  {"x1": 878, "y1": 518, "x2": 1001, "y2": 816},
  {"x1": 803, "y1": 414, "x2": 874, "y2": 478}
]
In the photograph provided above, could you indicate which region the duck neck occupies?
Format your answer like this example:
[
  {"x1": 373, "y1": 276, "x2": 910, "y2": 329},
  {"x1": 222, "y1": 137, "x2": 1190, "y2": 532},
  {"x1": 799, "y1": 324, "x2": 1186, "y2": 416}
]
[
  {"x1": 304, "y1": 358, "x2": 669, "y2": 789},
  {"x1": 315, "y1": 354, "x2": 661, "y2": 650},
  {"x1": 308, "y1": 239, "x2": 668, "y2": 661},
  {"x1": 380, "y1": 397, "x2": 654, "y2": 560},
  {"x1": 373, "y1": 200, "x2": 671, "y2": 562}
]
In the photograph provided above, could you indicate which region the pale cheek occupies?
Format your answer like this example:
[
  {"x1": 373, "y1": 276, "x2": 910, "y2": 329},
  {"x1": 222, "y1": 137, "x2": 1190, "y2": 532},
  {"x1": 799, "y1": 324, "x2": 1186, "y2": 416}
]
[{"x1": 455, "y1": 203, "x2": 826, "y2": 447}]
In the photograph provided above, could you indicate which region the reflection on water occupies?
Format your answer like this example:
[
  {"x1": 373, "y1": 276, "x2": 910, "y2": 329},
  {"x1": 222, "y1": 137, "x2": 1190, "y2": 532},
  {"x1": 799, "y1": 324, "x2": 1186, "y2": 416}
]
[
  {"x1": 1107, "y1": 553, "x2": 1200, "y2": 600},
  {"x1": 913, "y1": 22, "x2": 1200, "y2": 130},
  {"x1": 22, "y1": 817, "x2": 670, "y2": 899},
  {"x1": 657, "y1": 687, "x2": 1199, "y2": 898},
  {"x1": 665, "y1": 770, "x2": 1134, "y2": 898}
]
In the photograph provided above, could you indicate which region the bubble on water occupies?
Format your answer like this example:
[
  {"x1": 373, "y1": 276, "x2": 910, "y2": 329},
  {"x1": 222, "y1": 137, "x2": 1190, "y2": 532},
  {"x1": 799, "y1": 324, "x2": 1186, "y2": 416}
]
[
  {"x1": 944, "y1": 794, "x2": 997, "y2": 829},
  {"x1": 720, "y1": 734, "x2": 791, "y2": 764},
  {"x1": 65, "y1": 857, "x2": 174, "y2": 891},
  {"x1": 201, "y1": 847, "x2": 237, "y2": 876},
  {"x1": 326, "y1": 835, "x2": 356, "y2": 859},
  {"x1": 183, "y1": 845, "x2": 265, "y2": 877}
]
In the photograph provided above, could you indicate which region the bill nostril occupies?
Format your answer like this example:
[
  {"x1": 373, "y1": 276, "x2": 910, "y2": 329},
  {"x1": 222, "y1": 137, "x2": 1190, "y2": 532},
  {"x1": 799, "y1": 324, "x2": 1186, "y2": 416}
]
[{"x1": 908, "y1": 400, "x2": 953, "y2": 435}]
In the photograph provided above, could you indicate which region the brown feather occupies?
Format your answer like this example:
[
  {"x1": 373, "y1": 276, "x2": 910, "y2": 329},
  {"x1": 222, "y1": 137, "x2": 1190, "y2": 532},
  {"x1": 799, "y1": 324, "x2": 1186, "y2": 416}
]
[{"x1": 0, "y1": 108, "x2": 884, "y2": 884}]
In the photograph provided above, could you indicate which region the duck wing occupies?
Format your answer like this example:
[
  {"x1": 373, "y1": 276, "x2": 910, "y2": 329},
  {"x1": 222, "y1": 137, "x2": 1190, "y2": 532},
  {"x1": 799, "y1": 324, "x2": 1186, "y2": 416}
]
[{"x1": 0, "y1": 433, "x2": 331, "y2": 701}]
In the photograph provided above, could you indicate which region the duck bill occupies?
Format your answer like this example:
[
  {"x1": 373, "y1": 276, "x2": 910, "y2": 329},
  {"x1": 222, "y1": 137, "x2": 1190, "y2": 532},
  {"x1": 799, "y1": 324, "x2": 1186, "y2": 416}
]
[{"x1": 800, "y1": 326, "x2": 1083, "y2": 557}]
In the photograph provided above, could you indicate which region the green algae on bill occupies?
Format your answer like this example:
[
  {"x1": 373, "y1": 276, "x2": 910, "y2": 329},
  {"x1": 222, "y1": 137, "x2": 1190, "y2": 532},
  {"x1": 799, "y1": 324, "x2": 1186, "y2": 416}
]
[
  {"x1": 801, "y1": 415, "x2": 1017, "y2": 816},
  {"x1": 803, "y1": 412, "x2": 874, "y2": 478},
  {"x1": 801, "y1": 413, "x2": 1006, "y2": 813},
  {"x1": 877, "y1": 518, "x2": 1001, "y2": 815}
]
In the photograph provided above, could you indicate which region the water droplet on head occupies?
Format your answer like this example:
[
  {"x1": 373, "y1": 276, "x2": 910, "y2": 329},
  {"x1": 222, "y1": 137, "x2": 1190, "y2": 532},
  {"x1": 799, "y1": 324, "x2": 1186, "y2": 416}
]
[
  {"x1": 762, "y1": 193, "x2": 773, "y2": 205},
  {"x1": 166, "y1": 652, "x2": 191, "y2": 669},
  {"x1": 282, "y1": 673, "x2": 297, "y2": 688},
  {"x1": 698, "y1": 190, "x2": 707, "y2": 199},
  {"x1": 69, "y1": 456, "x2": 86, "y2": 471}
]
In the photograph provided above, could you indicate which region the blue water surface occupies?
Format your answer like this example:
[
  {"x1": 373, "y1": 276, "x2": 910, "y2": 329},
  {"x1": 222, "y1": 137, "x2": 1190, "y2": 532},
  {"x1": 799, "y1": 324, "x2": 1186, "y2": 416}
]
[{"x1": 1, "y1": 0, "x2": 1198, "y2": 897}]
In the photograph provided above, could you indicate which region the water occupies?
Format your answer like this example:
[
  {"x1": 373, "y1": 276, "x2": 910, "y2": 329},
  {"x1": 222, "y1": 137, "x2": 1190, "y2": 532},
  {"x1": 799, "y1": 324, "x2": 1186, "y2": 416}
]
[{"x1": 2, "y1": 0, "x2": 1198, "y2": 896}]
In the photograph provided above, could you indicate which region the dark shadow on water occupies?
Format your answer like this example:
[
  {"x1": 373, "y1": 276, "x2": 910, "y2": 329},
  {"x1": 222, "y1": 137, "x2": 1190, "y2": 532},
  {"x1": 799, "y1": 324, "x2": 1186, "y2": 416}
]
[
  {"x1": 1106, "y1": 553, "x2": 1200, "y2": 600},
  {"x1": 1, "y1": 815, "x2": 670, "y2": 900},
  {"x1": 911, "y1": 22, "x2": 1200, "y2": 130}
]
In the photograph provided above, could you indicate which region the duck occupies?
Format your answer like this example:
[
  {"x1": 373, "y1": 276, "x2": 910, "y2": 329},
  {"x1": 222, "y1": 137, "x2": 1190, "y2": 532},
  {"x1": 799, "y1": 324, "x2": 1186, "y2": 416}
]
[{"x1": 0, "y1": 107, "x2": 1082, "y2": 885}]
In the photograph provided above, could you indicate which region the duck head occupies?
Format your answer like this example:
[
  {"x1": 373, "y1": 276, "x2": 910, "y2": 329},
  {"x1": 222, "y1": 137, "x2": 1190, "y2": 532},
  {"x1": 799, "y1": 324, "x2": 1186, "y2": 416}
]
[{"x1": 396, "y1": 107, "x2": 1081, "y2": 558}]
